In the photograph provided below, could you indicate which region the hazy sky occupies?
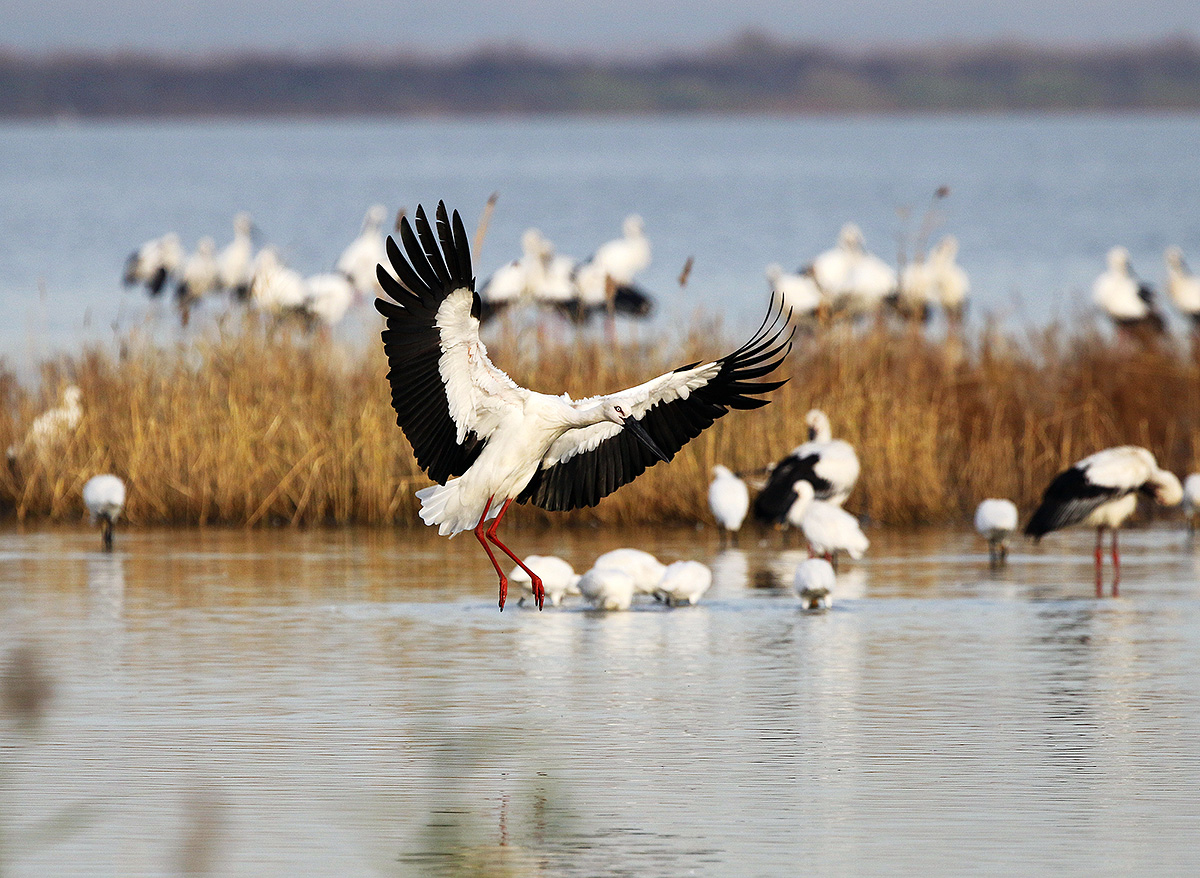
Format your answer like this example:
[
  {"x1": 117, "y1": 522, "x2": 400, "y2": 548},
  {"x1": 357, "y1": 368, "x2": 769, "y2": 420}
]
[{"x1": 4, "y1": 0, "x2": 1198, "y2": 56}]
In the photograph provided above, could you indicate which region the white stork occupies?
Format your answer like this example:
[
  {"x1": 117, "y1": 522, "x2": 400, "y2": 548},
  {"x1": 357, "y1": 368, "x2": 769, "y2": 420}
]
[
  {"x1": 1092, "y1": 246, "x2": 1165, "y2": 340},
  {"x1": 83, "y1": 474, "x2": 126, "y2": 551},
  {"x1": 1165, "y1": 246, "x2": 1200, "y2": 328},
  {"x1": 765, "y1": 263, "x2": 823, "y2": 325},
  {"x1": 8, "y1": 385, "x2": 83, "y2": 460},
  {"x1": 123, "y1": 232, "x2": 183, "y2": 297},
  {"x1": 176, "y1": 236, "x2": 220, "y2": 325},
  {"x1": 652, "y1": 560, "x2": 712, "y2": 606},
  {"x1": 753, "y1": 408, "x2": 860, "y2": 524},
  {"x1": 928, "y1": 235, "x2": 970, "y2": 325},
  {"x1": 974, "y1": 498, "x2": 1019, "y2": 567},
  {"x1": 1025, "y1": 445, "x2": 1182, "y2": 594},
  {"x1": 708, "y1": 465, "x2": 750, "y2": 545},
  {"x1": 793, "y1": 557, "x2": 835, "y2": 610},
  {"x1": 218, "y1": 212, "x2": 256, "y2": 300},
  {"x1": 375, "y1": 202, "x2": 792, "y2": 610},
  {"x1": 786, "y1": 481, "x2": 869, "y2": 569},
  {"x1": 337, "y1": 205, "x2": 390, "y2": 297},
  {"x1": 569, "y1": 215, "x2": 655, "y2": 323}
]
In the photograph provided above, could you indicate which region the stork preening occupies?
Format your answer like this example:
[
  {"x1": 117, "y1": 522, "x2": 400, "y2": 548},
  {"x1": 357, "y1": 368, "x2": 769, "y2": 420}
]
[
  {"x1": 592, "y1": 548, "x2": 668, "y2": 596},
  {"x1": 374, "y1": 202, "x2": 792, "y2": 610},
  {"x1": 753, "y1": 408, "x2": 860, "y2": 524},
  {"x1": 974, "y1": 498, "x2": 1019, "y2": 567},
  {"x1": 1025, "y1": 445, "x2": 1182, "y2": 595},
  {"x1": 83, "y1": 474, "x2": 126, "y2": 551}
]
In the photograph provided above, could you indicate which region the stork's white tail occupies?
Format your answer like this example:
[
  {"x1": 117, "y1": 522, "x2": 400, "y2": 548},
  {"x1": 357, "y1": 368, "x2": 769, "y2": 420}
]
[{"x1": 416, "y1": 479, "x2": 497, "y2": 536}]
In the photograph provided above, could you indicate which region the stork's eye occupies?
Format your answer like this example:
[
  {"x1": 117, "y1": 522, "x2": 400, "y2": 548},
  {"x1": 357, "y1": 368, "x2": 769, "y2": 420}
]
[{"x1": 614, "y1": 406, "x2": 625, "y2": 416}]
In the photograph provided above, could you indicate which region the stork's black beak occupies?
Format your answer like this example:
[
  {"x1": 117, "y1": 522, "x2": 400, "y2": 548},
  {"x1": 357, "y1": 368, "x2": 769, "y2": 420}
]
[{"x1": 624, "y1": 416, "x2": 670, "y2": 463}]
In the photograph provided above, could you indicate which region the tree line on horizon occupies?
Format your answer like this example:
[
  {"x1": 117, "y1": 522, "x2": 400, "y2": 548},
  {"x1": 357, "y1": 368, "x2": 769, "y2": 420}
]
[{"x1": 2, "y1": 32, "x2": 1200, "y2": 117}]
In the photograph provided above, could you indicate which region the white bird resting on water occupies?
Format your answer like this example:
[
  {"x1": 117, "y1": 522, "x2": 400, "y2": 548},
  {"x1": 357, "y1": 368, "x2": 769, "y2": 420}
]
[
  {"x1": 786, "y1": 480, "x2": 869, "y2": 569},
  {"x1": 508, "y1": 555, "x2": 581, "y2": 607},
  {"x1": 652, "y1": 559, "x2": 712, "y2": 606},
  {"x1": 974, "y1": 498, "x2": 1019, "y2": 567},
  {"x1": 754, "y1": 408, "x2": 860, "y2": 524},
  {"x1": 793, "y1": 557, "x2": 835, "y2": 610},
  {"x1": 83, "y1": 474, "x2": 126, "y2": 551},
  {"x1": 708, "y1": 465, "x2": 750, "y2": 545},
  {"x1": 374, "y1": 202, "x2": 792, "y2": 610},
  {"x1": 7, "y1": 385, "x2": 83, "y2": 460},
  {"x1": 1025, "y1": 445, "x2": 1182, "y2": 595}
]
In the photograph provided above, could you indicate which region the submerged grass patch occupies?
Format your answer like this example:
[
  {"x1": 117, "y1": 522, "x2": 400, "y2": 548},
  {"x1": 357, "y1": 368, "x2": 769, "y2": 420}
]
[{"x1": 2, "y1": 314, "x2": 1199, "y2": 528}]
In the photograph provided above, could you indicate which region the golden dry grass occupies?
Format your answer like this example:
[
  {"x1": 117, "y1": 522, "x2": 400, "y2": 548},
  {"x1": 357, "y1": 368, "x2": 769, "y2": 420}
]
[{"x1": 2, "y1": 313, "x2": 1199, "y2": 529}]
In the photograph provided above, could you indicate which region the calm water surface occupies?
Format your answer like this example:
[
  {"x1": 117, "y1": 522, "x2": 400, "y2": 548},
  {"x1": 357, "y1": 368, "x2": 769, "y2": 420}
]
[
  {"x1": 1, "y1": 523, "x2": 1199, "y2": 876},
  {"x1": 2, "y1": 115, "x2": 1200, "y2": 367}
]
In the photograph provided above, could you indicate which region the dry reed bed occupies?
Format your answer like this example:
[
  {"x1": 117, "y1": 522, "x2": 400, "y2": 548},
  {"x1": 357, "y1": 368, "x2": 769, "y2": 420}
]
[{"x1": 2, "y1": 317, "x2": 1199, "y2": 529}]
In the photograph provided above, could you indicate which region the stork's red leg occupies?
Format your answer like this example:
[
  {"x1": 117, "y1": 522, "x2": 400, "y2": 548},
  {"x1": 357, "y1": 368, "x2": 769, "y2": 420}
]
[
  {"x1": 473, "y1": 497, "x2": 509, "y2": 610},
  {"x1": 485, "y1": 498, "x2": 545, "y2": 610},
  {"x1": 1111, "y1": 529, "x2": 1121, "y2": 598},
  {"x1": 1094, "y1": 528, "x2": 1104, "y2": 598}
]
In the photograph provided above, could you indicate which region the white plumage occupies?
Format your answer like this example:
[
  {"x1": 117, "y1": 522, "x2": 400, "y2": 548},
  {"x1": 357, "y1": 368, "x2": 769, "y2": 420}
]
[
  {"x1": 754, "y1": 408, "x2": 860, "y2": 525},
  {"x1": 577, "y1": 566, "x2": 636, "y2": 611},
  {"x1": 928, "y1": 235, "x2": 970, "y2": 323},
  {"x1": 176, "y1": 236, "x2": 221, "y2": 319},
  {"x1": 1092, "y1": 246, "x2": 1165, "y2": 336},
  {"x1": 250, "y1": 247, "x2": 308, "y2": 315},
  {"x1": 301, "y1": 272, "x2": 356, "y2": 329},
  {"x1": 974, "y1": 498, "x2": 1019, "y2": 566},
  {"x1": 218, "y1": 212, "x2": 256, "y2": 299},
  {"x1": 1026, "y1": 445, "x2": 1183, "y2": 591},
  {"x1": 375, "y1": 202, "x2": 791, "y2": 610},
  {"x1": 83, "y1": 474, "x2": 126, "y2": 551},
  {"x1": 653, "y1": 560, "x2": 712, "y2": 606},
  {"x1": 765, "y1": 263, "x2": 823, "y2": 323},
  {"x1": 793, "y1": 557, "x2": 836, "y2": 610},
  {"x1": 708, "y1": 465, "x2": 750, "y2": 542},
  {"x1": 337, "y1": 204, "x2": 390, "y2": 296},
  {"x1": 591, "y1": 548, "x2": 667, "y2": 596},
  {"x1": 508, "y1": 555, "x2": 581, "y2": 607},
  {"x1": 787, "y1": 481, "x2": 869, "y2": 566},
  {"x1": 123, "y1": 232, "x2": 183, "y2": 296},
  {"x1": 8, "y1": 385, "x2": 83, "y2": 459},
  {"x1": 812, "y1": 223, "x2": 896, "y2": 320},
  {"x1": 1165, "y1": 246, "x2": 1200, "y2": 326}
]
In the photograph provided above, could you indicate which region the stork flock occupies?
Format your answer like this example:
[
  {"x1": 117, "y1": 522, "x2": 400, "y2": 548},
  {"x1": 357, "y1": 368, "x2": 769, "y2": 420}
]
[{"x1": 39, "y1": 198, "x2": 1197, "y2": 608}]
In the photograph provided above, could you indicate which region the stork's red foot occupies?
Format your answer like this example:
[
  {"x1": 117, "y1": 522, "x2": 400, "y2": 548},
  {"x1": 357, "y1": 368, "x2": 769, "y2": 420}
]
[{"x1": 531, "y1": 574, "x2": 545, "y2": 610}]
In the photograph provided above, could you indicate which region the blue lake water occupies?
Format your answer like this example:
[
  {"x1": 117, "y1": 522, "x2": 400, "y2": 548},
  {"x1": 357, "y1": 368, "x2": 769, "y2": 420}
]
[
  {"x1": 2, "y1": 524, "x2": 1199, "y2": 876},
  {"x1": 2, "y1": 114, "x2": 1200, "y2": 368}
]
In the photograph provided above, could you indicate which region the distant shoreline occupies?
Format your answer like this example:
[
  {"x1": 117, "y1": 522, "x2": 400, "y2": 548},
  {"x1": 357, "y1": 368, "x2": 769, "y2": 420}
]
[{"x1": 3, "y1": 34, "x2": 1200, "y2": 117}]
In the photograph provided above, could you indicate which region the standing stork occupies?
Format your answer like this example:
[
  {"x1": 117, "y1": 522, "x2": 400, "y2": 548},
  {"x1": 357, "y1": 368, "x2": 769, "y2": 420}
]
[
  {"x1": 974, "y1": 498, "x2": 1019, "y2": 567},
  {"x1": 753, "y1": 408, "x2": 860, "y2": 524},
  {"x1": 1025, "y1": 446, "x2": 1182, "y2": 595},
  {"x1": 708, "y1": 465, "x2": 750, "y2": 545},
  {"x1": 375, "y1": 202, "x2": 792, "y2": 610}
]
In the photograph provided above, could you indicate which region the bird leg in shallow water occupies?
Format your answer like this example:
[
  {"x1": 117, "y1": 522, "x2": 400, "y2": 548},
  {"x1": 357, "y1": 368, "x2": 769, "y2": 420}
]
[
  {"x1": 1094, "y1": 528, "x2": 1104, "y2": 597},
  {"x1": 1111, "y1": 530, "x2": 1121, "y2": 598},
  {"x1": 100, "y1": 517, "x2": 114, "y2": 552},
  {"x1": 473, "y1": 497, "x2": 544, "y2": 611}
]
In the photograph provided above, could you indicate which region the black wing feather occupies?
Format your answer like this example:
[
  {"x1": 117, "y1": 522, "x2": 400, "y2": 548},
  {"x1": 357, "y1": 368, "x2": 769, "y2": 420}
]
[
  {"x1": 1024, "y1": 465, "x2": 1128, "y2": 538},
  {"x1": 374, "y1": 201, "x2": 484, "y2": 485},
  {"x1": 518, "y1": 296, "x2": 792, "y2": 512},
  {"x1": 752, "y1": 452, "x2": 831, "y2": 524}
]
